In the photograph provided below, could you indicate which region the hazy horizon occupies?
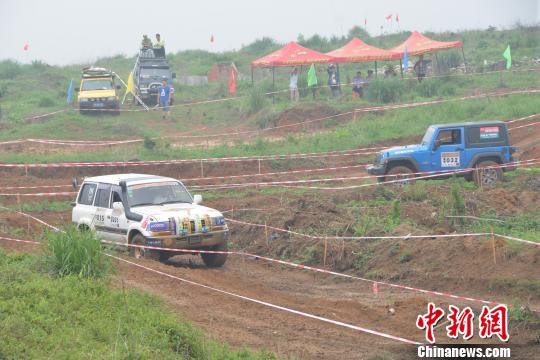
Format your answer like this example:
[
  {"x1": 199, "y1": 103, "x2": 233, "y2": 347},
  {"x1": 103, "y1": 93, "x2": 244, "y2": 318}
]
[{"x1": 1, "y1": 0, "x2": 538, "y2": 66}]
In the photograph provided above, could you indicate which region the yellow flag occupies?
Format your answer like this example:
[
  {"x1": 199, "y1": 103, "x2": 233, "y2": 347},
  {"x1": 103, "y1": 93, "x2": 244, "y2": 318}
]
[{"x1": 126, "y1": 72, "x2": 134, "y2": 94}]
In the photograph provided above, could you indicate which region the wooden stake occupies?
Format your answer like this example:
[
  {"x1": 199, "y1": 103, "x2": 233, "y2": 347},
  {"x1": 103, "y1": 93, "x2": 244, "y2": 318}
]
[
  {"x1": 264, "y1": 221, "x2": 268, "y2": 245},
  {"x1": 200, "y1": 160, "x2": 204, "y2": 177},
  {"x1": 490, "y1": 225, "x2": 497, "y2": 264},
  {"x1": 323, "y1": 237, "x2": 328, "y2": 267},
  {"x1": 258, "y1": 159, "x2": 261, "y2": 175}
]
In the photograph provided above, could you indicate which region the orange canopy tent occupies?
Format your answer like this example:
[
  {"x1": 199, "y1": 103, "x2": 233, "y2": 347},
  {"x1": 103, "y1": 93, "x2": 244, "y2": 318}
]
[
  {"x1": 390, "y1": 31, "x2": 463, "y2": 56},
  {"x1": 390, "y1": 31, "x2": 465, "y2": 76},
  {"x1": 326, "y1": 38, "x2": 400, "y2": 62},
  {"x1": 251, "y1": 41, "x2": 334, "y2": 67}
]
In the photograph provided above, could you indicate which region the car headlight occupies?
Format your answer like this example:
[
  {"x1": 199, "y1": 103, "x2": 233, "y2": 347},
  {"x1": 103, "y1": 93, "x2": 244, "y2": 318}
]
[
  {"x1": 212, "y1": 216, "x2": 225, "y2": 226},
  {"x1": 106, "y1": 97, "x2": 116, "y2": 102}
]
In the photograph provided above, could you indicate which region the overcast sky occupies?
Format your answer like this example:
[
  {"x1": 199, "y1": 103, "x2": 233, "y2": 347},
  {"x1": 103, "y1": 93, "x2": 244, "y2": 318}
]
[{"x1": 1, "y1": 0, "x2": 538, "y2": 65}]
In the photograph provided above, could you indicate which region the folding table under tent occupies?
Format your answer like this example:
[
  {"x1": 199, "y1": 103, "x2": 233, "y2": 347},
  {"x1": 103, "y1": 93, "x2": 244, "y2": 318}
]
[
  {"x1": 326, "y1": 37, "x2": 401, "y2": 78},
  {"x1": 389, "y1": 31, "x2": 465, "y2": 76},
  {"x1": 251, "y1": 41, "x2": 335, "y2": 97}
]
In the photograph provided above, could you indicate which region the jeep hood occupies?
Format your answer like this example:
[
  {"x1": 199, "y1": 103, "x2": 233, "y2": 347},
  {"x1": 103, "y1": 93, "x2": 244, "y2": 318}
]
[
  {"x1": 78, "y1": 89, "x2": 116, "y2": 99},
  {"x1": 131, "y1": 203, "x2": 223, "y2": 221},
  {"x1": 385, "y1": 144, "x2": 426, "y2": 156}
]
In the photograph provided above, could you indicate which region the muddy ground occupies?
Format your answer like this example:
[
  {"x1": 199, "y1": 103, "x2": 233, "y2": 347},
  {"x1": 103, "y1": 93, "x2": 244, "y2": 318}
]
[{"x1": 0, "y1": 119, "x2": 538, "y2": 359}]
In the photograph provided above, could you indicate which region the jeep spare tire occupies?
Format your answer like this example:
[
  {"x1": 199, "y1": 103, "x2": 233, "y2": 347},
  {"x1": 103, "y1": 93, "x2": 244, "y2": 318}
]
[
  {"x1": 385, "y1": 166, "x2": 416, "y2": 186},
  {"x1": 474, "y1": 160, "x2": 502, "y2": 186},
  {"x1": 201, "y1": 241, "x2": 228, "y2": 267}
]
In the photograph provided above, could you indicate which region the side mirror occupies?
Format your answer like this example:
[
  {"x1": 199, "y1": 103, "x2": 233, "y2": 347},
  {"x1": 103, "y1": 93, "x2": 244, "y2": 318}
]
[
  {"x1": 193, "y1": 194, "x2": 202, "y2": 205},
  {"x1": 75, "y1": 87, "x2": 80, "y2": 92},
  {"x1": 172, "y1": 72, "x2": 177, "y2": 79},
  {"x1": 433, "y1": 139, "x2": 442, "y2": 150},
  {"x1": 112, "y1": 202, "x2": 124, "y2": 212},
  {"x1": 116, "y1": 85, "x2": 121, "y2": 89}
]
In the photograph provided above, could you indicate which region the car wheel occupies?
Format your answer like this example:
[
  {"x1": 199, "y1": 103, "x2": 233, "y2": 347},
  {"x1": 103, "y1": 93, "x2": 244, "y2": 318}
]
[
  {"x1": 385, "y1": 165, "x2": 416, "y2": 187},
  {"x1": 474, "y1": 160, "x2": 502, "y2": 186},
  {"x1": 201, "y1": 241, "x2": 228, "y2": 267},
  {"x1": 129, "y1": 233, "x2": 160, "y2": 261}
]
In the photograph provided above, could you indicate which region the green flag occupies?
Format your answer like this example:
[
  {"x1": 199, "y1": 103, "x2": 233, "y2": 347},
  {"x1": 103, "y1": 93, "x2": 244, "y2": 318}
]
[
  {"x1": 307, "y1": 64, "x2": 317, "y2": 86},
  {"x1": 502, "y1": 45, "x2": 512, "y2": 70}
]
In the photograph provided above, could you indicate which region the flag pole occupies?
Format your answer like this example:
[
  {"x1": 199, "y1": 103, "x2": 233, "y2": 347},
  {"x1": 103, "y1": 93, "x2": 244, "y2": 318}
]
[
  {"x1": 374, "y1": 61, "x2": 378, "y2": 78},
  {"x1": 399, "y1": 59, "x2": 403, "y2": 78},
  {"x1": 272, "y1": 66, "x2": 275, "y2": 104},
  {"x1": 461, "y1": 47, "x2": 468, "y2": 74}
]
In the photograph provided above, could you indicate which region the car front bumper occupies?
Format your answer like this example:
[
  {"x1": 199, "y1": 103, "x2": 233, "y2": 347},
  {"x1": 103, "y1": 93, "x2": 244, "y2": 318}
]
[
  {"x1": 366, "y1": 164, "x2": 386, "y2": 176},
  {"x1": 79, "y1": 100, "x2": 119, "y2": 110},
  {"x1": 145, "y1": 229, "x2": 229, "y2": 249}
]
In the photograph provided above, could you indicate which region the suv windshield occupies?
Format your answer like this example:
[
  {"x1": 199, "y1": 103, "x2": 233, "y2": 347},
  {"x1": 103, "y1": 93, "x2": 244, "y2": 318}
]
[
  {"x1": 140, "y1": 68, "x2": 170, "y2": 79},
  {"x1": 421, "y1": 126, "x2": 436, "y2": 146},
  {"x1": 127, "y1": 181, "x2": 192, "y2": 207},
  {"x1": 81, "y1": 79, "x2": 113, "y2": 91}
]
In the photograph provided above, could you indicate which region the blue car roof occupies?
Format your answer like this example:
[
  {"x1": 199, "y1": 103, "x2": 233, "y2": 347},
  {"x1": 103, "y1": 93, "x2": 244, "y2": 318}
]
[{"x1": 431, "y1": 120, "x2": 506, "y2": 129}]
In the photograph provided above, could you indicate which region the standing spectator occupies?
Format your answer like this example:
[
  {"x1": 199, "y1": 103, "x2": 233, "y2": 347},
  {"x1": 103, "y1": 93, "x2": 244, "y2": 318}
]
[
  {"x1": 327, "y1": 64, "x2": 340, "y2": 98},
  {"x1": 289, "y1": 67, "x2": 299, "y2": 101},
  {"x1": 414, "y1": 55, "x2": 429, "y2": 82},
  {"x1": 153, "y1": 33, "x2": 165, "y2": 57},
  {"x1": 366, "y1": 69, "x2": 374, "y2": 83},
  {"x1": 157, "y1": 78, "x2": 172, "y2": 119},
  {"x1": 352, "y1": 71, "x2": 364, "y2": 98}
]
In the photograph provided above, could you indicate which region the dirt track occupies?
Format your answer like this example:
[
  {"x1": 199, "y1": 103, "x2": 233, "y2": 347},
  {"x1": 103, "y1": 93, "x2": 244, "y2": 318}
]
[{"x1": 0, "y1": 120, "x2": 539, "y2": 359}]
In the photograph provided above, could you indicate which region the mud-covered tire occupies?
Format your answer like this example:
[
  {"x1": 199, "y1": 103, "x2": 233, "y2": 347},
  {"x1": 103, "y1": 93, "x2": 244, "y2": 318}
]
[
  {"x1": 473, "y1": 160, "x2": 502, "y2": 186},
  {"x1": 129, "y1": 233, "x2": 160, "y2": 261},
  {"x1": 385, "y1": 165, "x2": 416, "y2": 187},
  {"x1": 201, "y1": 241, "x2": 228, "y2": 267}
]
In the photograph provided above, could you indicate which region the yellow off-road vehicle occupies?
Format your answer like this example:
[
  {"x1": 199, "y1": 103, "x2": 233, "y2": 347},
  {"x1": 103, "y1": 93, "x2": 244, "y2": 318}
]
[{"x1": 76, "y1": 67, "x2": 121, "y2": 115}]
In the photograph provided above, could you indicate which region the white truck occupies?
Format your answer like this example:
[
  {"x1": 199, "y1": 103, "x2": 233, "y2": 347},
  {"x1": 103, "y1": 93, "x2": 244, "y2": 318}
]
[{"x1": 71, "y1": 174, "x2": 229, "y2": 267}]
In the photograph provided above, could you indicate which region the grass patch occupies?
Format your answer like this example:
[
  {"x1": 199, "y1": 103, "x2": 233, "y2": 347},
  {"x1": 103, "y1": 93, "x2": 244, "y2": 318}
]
[
  {"x1": 44, "y1": 225, "x2": 110, "y2": 278},
  {"x1": 0, "y1": 249, "x2": 275, "y2": 359}
]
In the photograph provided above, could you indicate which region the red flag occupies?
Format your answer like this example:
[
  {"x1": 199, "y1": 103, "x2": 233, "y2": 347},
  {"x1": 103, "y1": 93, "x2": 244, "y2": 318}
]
[
  {"x1": 210, "y1": 34, "x2": 214, "y2": 43},
  {"x1": 228, "y1": 64, "x2": 236, "y2": 96},
  {"x1": 396, "y1": 14, "x2": 399, "y2": 22},
  {"x1": 23, "y1": 43, "x2": 29, "y2": 51},
  {"x1": 385, "y1": 14, "x2": 392, "y2": 20}
]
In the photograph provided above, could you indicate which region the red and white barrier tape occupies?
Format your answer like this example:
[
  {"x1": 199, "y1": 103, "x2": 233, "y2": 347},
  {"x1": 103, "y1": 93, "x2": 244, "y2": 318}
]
[
  {"x1": 506, "y1": 113, "x2": 540, "y2": 124},
  {"x1": 508, "y1": 121, "x2": 540, "y2": 131},
  {"x1": 0, "y1": 148, "x2": 377, "y2": 169},
  {"x1": 0, "y1": 233, "x2": 420, "y2": 344},
  {"x1": 100, "y1": 240, "x2": 506, "y2": 307},
  {"x1": 495, "y1": 234, "x2": 540, "y2": 247},
  {"x1": 0, "y1": 191, "x2": 77, "y2": 197},
  {"x1": 194, "y1": 159, "x2": 540, "y2": 191},
  {"x1": 0, "y1": 205, "x2": 59, "y2": 231},
  {"x1": 12, "y1": 88, "x2": 540, "y2": 147}
]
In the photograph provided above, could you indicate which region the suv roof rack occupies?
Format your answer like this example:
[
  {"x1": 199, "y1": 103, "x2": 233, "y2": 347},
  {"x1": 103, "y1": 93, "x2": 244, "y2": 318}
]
[{"x1": 82, "y1": 66, "x2": 114, "y2": 78}]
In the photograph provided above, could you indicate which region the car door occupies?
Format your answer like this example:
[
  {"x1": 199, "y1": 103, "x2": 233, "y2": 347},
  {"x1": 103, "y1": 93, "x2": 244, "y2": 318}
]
[
  {"x1": 73, "y1": 182, "x2": 97, "y2": 226},
  {"x1": 92, "y1": 183, "x2": 112, "y2": 239},
  {"x1": 104, "y1": 186, "x2": 129, "y2": 243},
  {"x1": 431, "y1": 128, "x2": 465, "y2": 172}
]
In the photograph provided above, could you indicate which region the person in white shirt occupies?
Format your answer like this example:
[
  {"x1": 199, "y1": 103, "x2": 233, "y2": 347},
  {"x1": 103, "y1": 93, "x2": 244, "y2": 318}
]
[{"x1": 289, "y1": 67, "x2": 299, "y2": 101}]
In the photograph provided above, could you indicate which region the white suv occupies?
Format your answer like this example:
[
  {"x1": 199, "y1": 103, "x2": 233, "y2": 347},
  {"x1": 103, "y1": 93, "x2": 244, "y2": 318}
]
[{"x1": 72, "y1": 173, "x2": 229, "y2": 267}]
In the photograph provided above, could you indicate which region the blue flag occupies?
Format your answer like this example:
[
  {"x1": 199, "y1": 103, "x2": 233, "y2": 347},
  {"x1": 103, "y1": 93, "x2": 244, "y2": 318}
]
[
  {"x1": 66, "y1": 79, "x2": 73, "y2": 104},
  {"x1": 403, "y1": 47, "x2": 408, "y2": 71}
]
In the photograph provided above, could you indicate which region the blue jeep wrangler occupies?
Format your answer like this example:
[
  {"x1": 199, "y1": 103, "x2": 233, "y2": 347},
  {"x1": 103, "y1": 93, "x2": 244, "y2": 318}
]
[{"x1": 367, "y1": 121, "x2": 517, "y2": 186}]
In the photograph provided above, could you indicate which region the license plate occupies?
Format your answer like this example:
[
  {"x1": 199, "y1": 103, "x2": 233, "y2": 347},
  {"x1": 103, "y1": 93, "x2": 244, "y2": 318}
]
[
  {"x1": 188, "y1": 236, "x2": 201, "y2": 245},
  {"x1": 93, "y1": 103, "x2": 105, "y2": 108}
]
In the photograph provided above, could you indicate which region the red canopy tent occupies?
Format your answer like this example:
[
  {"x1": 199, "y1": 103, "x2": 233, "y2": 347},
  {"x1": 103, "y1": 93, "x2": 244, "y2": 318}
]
[
  {"x1": 251, "y1": 42, "x2": 335, "y2": 100},
  {"x1": 389, "y1": 31, "x2": 463, "y2": 56},
  {"x1": 390, "y1": 31, "x2": 465, "y2": 75},
  {"x1": 251, "y1": 41, "x2": 334, "y2": 67},
  {"x1": 326, "y1": 38, "x2": 400, "y2": 62},
  {"x1": 326, "y1": 37, "x2": 401, "y2": 78}
]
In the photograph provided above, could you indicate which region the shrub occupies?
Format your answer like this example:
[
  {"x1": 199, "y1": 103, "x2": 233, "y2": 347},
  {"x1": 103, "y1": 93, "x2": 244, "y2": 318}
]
[
  {"x1": 415, "y1": 79, "x2": 441, "y2": 98},
  {"x1": 386, "y1": 199, "x2": 401, "y2": 228},
  {"x1": 38, "y1": 97, "x2": 55, "y2": 107},
  {"x1": 143, "y1": 136, "x2": 156, "y2": 150},
  {"x1": 365, "y1": 79, "x2": 405, "y2": 104},
  {"x1": 399, "y1": 252, "x2": 413, "y2": 263},
  {"x1": 246, "y1": 86, "x2": 266, "y2": 114},
  {"x1": 0, "y1": 60, "x2": 22, "y2": 80},
  {"x1": 254, "y1": 110, "x2": 279, "y2": 129},
  {"x1": 44, "y1": 225, "x2": 110, "y2": 278}
]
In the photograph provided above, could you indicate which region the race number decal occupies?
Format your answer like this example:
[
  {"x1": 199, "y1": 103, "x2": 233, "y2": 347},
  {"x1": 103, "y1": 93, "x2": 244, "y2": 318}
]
[
  {"x1": 480, "y1": 127, "x2": 499, "y2": 139},
  {"x1": 441, "y1": 152, "x2": 460, "y2": 167}
]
